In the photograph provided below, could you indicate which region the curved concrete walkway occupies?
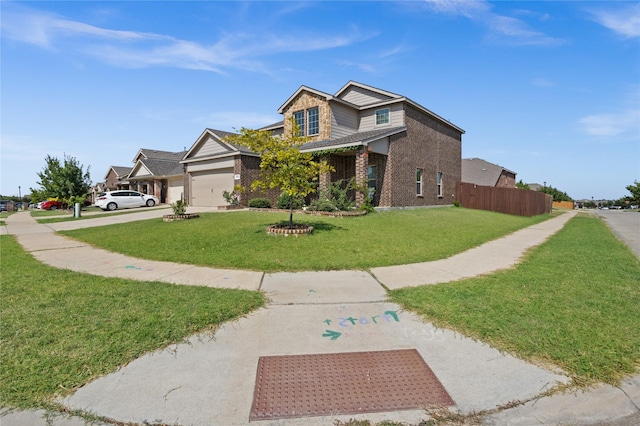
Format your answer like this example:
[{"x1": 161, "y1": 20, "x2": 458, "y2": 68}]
[{"x1": 2, "y1": 208, "x2": 639, "y2": 426}]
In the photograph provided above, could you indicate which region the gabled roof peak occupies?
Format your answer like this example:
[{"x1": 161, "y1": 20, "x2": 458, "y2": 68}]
[
  {"x1": 334, "y1": 81, "x2": 403, "y2": 100},
  {"x1": 277, "y1": 85, "x2": 334, "y2": 114}
]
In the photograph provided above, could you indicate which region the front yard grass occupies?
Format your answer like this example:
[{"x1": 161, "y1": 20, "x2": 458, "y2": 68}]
[
  {"x1": 390, "y1": 213, "x2": 640, "y2": 385},
  {"x1": 0, "y1": 235, "x2": 266, "y2": 409},
  {"x1": 60, "y1": 207, "x2": 551, "y2": 272}
]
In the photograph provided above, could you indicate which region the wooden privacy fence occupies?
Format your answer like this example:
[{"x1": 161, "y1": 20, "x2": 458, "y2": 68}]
[
  {"x1": 553, "y1": 200, "x2": 575, "y2": 210},
  {"x1": 456, "y1": 182, "x2": 553, "y2": 217}
]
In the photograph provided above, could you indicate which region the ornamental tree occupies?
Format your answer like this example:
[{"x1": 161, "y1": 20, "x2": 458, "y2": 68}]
[
  {"x1": 227, "y1": 119, "x2": 334, "y2": 228},
  {"x1": 33, "y1": 154, "x2": 91, "y2": 204}
]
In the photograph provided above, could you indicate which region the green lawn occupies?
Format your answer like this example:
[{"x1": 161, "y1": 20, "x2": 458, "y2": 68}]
[
  {"x1": 4, "y1": 207, "x2": 638, "y2": 415},
  {"x1": 0, "y1": 235, "x2": 266, "y2": 409},
  {"x1": 60, "y1": 208, "x2": 551, "y2": 272},
  {"x1": 390, "y1": 213, "x2": 640, "y2": 385}
]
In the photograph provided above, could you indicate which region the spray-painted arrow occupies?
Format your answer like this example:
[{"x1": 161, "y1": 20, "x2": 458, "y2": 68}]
[{"x1": 322, "y1": 329, "x2": 342, "y2": 340}]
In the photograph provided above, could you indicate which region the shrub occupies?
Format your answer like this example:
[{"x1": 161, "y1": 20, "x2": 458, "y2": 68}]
[
  {"x1": 327, "y1": 178, "x2": 356, "y2": 211},
  {"x1": 307, "y1": 198, "x2": 337, "y2": 212},
  {"x1": 276, "y1": 192, "x2": 305, "y2": 210},
  {"x1": 171, "y1": 199, "x2": 188, "y2": 215},
  {"x1": 248, "y1": 198, "x2": 271, "y2": 208}
]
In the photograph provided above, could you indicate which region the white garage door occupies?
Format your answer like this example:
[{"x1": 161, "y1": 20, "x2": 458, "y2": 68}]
[
  {"x1": 167, "y1": 179, "x2": 184, "y2": 205},
  {"x1": 190, "y1": 168, "x2": 234, "y2": 207}
]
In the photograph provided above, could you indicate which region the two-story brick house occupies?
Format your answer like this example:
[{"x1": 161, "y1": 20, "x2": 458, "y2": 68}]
[{"x1": 181, "y1": 81, "x2": 464, "y2": 208}]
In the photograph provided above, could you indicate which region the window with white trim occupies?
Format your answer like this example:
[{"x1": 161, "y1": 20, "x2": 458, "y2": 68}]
[
  {"x1": 307, "y1": 107, "x2": 319, "y2": 135},
  {"x1": 416, "y1": 168, "x2": 423, "y2": 196},
  {"x1": 437, "y1": 172, "x2": 443, "y2": 197},
  {"x1": 375, "y1": 108, "x2": 390, "y2": 126},
  {"x1": 293, "y1": 111, "x2": 304, "y2": 136}
]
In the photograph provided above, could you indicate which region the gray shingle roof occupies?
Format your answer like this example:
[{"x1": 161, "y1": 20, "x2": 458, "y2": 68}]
[
  {"x1": 300, "y1": 126, "x2": 407, "y2": 151},
  {"x1": 139, "y1": 149, "x2": 187, "y2": 161},
  {"x1": 137, "y1": 158, "x2": 184, "y2": 177},
  {"x1": 111, "y1": 166, "x2": 132, "y2": 177},
  {"x1": 462, "y1": 158, "x2": 516, "y2": 187}
]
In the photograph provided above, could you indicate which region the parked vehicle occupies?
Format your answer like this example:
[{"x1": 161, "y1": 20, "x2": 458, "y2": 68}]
[
  {"x1": 94, "y1": 191, "x2": 159, "y2": 211},
  {"x1": 40, "y1": 200, "x2": 63, "y2": 210},
  {"x1": 0, "y1": 200, "x2": 8, "y2": 212}
]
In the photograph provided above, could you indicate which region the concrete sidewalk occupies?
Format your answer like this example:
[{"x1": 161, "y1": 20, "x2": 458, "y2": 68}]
[{"x1": 2, "y1": 209, "x2": 639, "y2": 426}]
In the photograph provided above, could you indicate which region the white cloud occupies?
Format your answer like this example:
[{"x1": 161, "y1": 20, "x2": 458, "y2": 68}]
[
  {"x1": 579, "y1": 109, "x2": 640, "y2": 137},
  {"x1": 421, "y1": 0, "x2": 564, "y2": 46},
  {"x1": 589, "y1": 3, "x2": 640, "y2": 38},
  {"x1": 1, "y1": 4, "x2": 369, "y2": 74}
]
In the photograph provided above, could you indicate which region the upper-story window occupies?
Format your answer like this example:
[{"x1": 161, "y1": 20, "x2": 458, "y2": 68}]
[
  {"x1": 292, "y1": 108, "x2": 320, "y2": 136},
  {"x1": 307, "y1": 107, "x2": 319, "y2": 135},
  {"x1": 375, "y1": 108, "x2": 390, "y2": 126},
  {"x1": 293, "y1": 110, "x2": 305, "y2": 136}
]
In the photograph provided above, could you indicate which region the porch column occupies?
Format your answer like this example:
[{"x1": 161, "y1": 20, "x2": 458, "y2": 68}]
[
  {"x1": 318, "y1": 155, "x2": 331, "y2": 195},
  {"x1": 355, "y1": 148, "x2": 368, "y2": 207},
  {"x1": 154, "y1": 180, "x2": 162, "y2": 201}
]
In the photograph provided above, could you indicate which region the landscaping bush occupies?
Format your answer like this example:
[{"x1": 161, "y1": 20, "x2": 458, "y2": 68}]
[
  {"x1": 276, "y1": 192, "x2": 305, "y2": 210},
  {"x1": 307, "y1": 178, "x2": 357, "y2": 212},
  {"x1": 307, "y1": 198, "x2": 337, "y2": 212},
  {"x1": 248, "y1": 198, "x2": 271, "y2": 208},
  {"x1": 328, "y1": 178, "x2": 356, "y2": 211}
]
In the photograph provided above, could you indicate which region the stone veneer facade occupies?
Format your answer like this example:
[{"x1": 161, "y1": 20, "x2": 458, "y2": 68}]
[{"x1": 282, "y1": 92, "x2": 331, "y2": 141}]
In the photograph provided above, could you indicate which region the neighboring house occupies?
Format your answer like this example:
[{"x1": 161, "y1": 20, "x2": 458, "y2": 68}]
[
  {"x1": 103, "y1": 166, "x2": 132, "y2": 191},
  {"x1": 461, "y1": 158, "x2": 516, "y2": 188},
  {"x1": 183, "y1": 81, "x2": 464, "y2": 208},
  {"x1": 126, "y1": 149, "x2": 187, "y2": 204},
  {"x1": 90, "y1": 182, "x2": 108, "y2": 203},
  {"x1": 528, "y1": 183, "x2": 543, "y2": 192}
]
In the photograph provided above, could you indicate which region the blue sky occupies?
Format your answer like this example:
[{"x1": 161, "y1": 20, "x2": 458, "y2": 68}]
[{"x1": 2, "y1": 0, "x2": 639, "y2": 200}]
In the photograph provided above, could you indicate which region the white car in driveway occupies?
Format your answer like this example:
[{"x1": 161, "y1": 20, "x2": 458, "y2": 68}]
[{"x1": 95, "y1": 191, "x2": 159, "y2": 211}]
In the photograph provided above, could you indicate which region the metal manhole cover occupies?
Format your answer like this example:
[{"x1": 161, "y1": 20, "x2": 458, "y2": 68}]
[{"x1": 250, "y1": 349, "x2": 454, "y2": 421}]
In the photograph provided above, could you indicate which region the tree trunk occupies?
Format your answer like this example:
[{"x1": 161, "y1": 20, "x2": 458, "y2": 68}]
[{"x1": 289, "y1": 197, "x2": 294, "y2": 228}]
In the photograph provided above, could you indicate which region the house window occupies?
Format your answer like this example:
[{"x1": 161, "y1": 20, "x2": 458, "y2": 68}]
[
  {"x1": 307, "y1": 107, "x2": 319, "y2": 135},
  {"x1": 437, "y1": 172, "x2": 443, "y2": 197},
  {"x1": 293, "y1": 111, "x2": 305, "y2": 136},
  {"x1": 367, "y1": 165, "x2": 376, "y2": 200},
  {"x1": 416, "y1": 168, "x2": 423, "y2": 196},
  {"x1": 375, "y1": 108, "x2": 390, "y2": 126}
]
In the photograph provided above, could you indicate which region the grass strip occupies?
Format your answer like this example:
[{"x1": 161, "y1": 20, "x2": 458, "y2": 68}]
[
  {"x1": 61, "y1": 208, "x2": 550, "y2": 272},
  {"x1": 0, "y1": 235, "x2": 265, "y2": 409},
  {"x1": 33, "y1": 206, "x2": 169, "y2": 223},
  {"x1": 390, "y1": 214, "x2": 640, "y2": 385}
]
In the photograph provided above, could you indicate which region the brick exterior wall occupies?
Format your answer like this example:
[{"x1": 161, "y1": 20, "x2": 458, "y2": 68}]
[
  {"x1": 236, "y1": 155, "x2": 280, "y2": 207},
  {"x1": 282, "y1": 92, "x2": 331, "y2": 142},
  {"x1": 496, "y1": 171, "x2": 516, "y2": 188},
  {"x1": 384, "y1": 104, "x2": 462, "y2": 207}
]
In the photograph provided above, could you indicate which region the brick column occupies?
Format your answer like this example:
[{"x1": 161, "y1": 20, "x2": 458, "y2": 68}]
[
  {"x1": 318, "y1": 155, "x2": 331, "y2": 195},
  {"x1": 355, "y1": 148, "x2": 368, "y2": 207},
  {"x1": 154, "y1": 180, "x2": 162, "y2": 199}
]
